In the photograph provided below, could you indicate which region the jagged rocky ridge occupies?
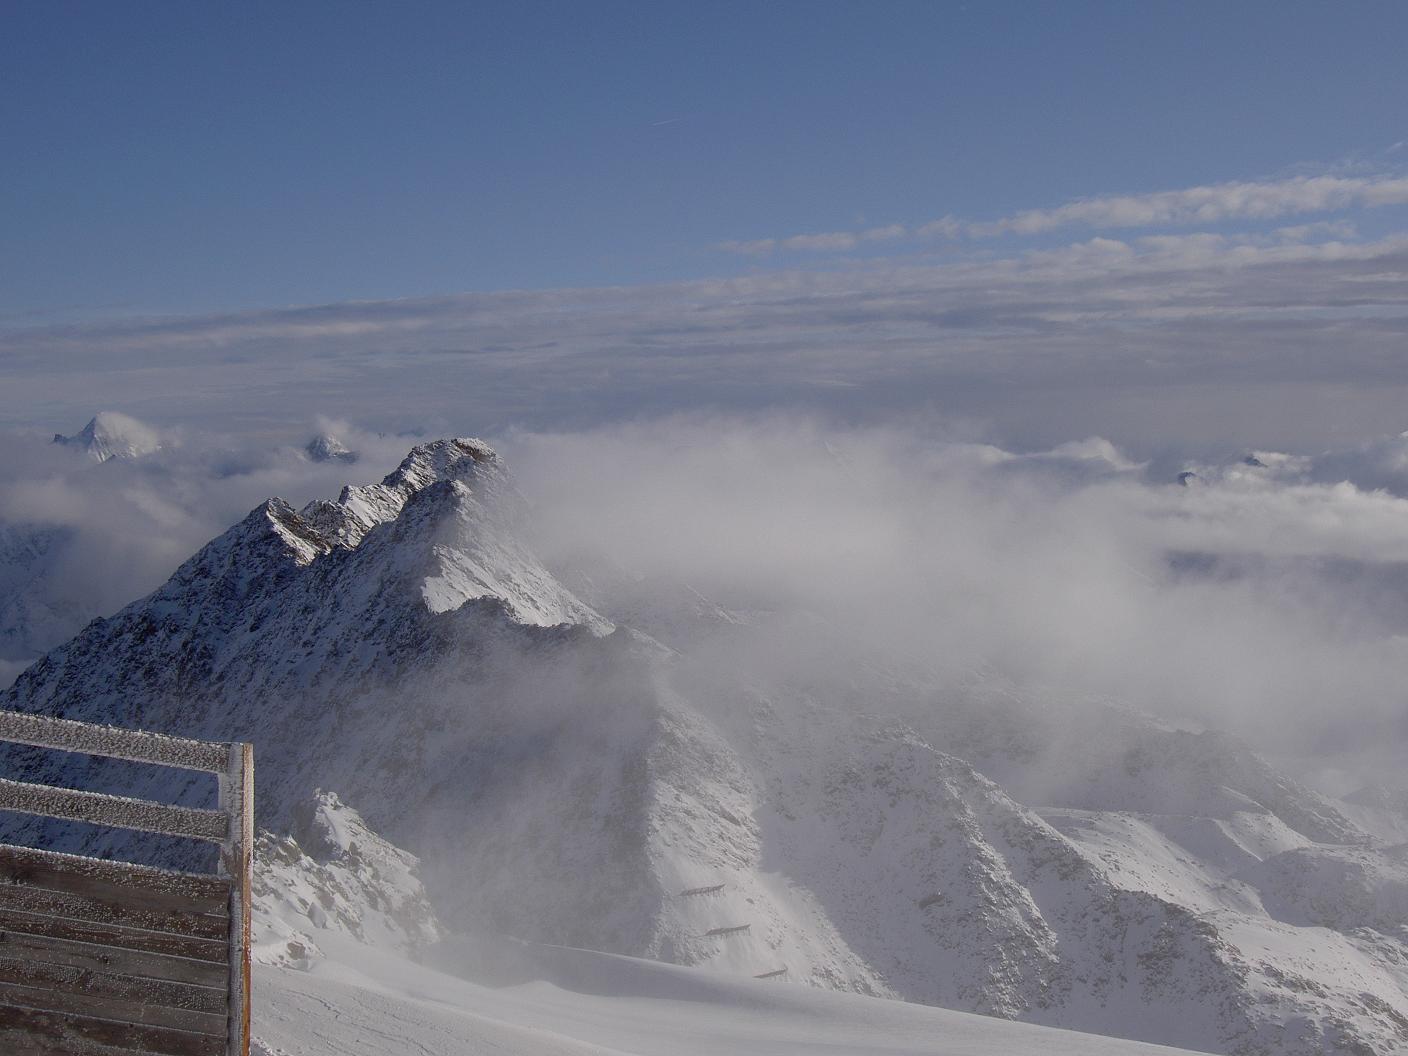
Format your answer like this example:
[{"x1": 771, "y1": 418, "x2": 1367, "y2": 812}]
[
  {"x1": 252, "y1": 790, "x2": 441, "y2": 969},
  {"x1": 3, "y1": 438, "x2": 1407, "y2": 1055}
]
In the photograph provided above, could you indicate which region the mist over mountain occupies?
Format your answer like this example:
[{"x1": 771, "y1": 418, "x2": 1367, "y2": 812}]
[
  {"x1": 51, "y1": 411, "x2": 162, "y2": 463},
  {"x1": 6, "y1": 7, "x2": 1408, "y2": 1053},
  {"x1": 4, "y1": 431, "x2": 1407, "y2": 1055}
]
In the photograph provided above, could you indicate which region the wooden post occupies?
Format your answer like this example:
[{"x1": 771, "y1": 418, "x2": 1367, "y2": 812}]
[{"x1": 219, "y1": 743, "x2": 254, "y2": 1056}]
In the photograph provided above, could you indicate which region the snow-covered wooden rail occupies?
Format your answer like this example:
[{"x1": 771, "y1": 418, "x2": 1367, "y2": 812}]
[{"x1": 0, "y1": 709, "x2": 252, "y2": 1056}]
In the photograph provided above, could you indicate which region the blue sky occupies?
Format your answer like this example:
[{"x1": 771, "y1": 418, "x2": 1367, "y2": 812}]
[{"x1": 4, "y1": 1, "x2": 1407, "y2": 320}]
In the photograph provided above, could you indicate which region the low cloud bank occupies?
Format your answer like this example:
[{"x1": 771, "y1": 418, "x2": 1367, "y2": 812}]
[
  {"x1": 5, "y1": 227, "x2": 1408, "y2": 456},
  {"x1": 505, "y1": 416, "x2": 1408, "y2": 789},
  {"x1": 3, "y1": 412, "x2": 1407, "y2": 792}
]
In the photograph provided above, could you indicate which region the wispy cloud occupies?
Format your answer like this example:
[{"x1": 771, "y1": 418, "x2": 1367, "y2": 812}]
[
  {"x1": 719, "y1": 174, "x2": 1408, "y2": 255},
  {"x1": 719, "y1": 224, "x2": 909, "y2": 257},
  {"x1": 976, "y1": 174, "x2": 1408, "y2": 236},
  {"x1": 5, "y1": 229, "x2": 1408, "y2": 455}
]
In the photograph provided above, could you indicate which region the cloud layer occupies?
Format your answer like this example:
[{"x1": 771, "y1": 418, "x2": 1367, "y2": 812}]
[
  {"x1": 5, "y1": 224, "x2": 1408, "y2": 457},
  {"x1": 505, "y1": 416, "x2": 1408, "y2": 790},
  {"x1": 719, "y1": 173, "x2": 1408, "y2": 256},
  {"x1": 5, "y1": 410, "x2": 1408, "y2": 792}
]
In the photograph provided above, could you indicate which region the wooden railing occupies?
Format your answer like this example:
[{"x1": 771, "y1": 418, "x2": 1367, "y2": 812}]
[{"x1": 0, "y1": 709, "x2": 252, "y2": 1056}]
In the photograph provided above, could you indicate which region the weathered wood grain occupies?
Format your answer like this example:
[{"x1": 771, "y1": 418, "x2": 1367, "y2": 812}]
[
  {"x1": 0, "y1": 845, "x2": 230, "y2": 913},
  {"x1": 0, "y1": 1004, "x2": 223, "y2": 1056},
  {"x1": 0, "y1": 955, "x2": 226, "y2": 1015},
  {"x1": 0, "y1": 980, "x2": 226, "y2": 1036},
  {"x1": 0, "y1": 710, "x2": 231, "y2": 773},
  {"x1": 0, "y1": 1023, "x2": 139, "y2": 1056},
  {"x1": 0, "y1": 882, "x2": 228, "y2": 941},
  {"x1": 0, "y1": 907, "x2": 227, "y2": 962},
  {"x1": 0, "y1": 710, "x2": 251, "y2": 1056},
  {"x1": 0, "y1": 778, "x2": 228, "y2": 842},
  {"x1": 0, "y1": 929, "x2": 227, "y2": 988}
]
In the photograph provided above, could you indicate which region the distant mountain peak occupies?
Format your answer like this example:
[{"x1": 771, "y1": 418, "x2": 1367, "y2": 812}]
[
  {"x1": 52, "y1": 411, "x2": 161, "y2": 463},
  {"x1": 306, "y1": 432, "x2": 359, "y2": 464}
]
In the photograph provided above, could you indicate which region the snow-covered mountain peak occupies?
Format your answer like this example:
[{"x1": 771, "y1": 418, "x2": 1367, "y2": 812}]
[
  {"x1": 305, "y1": 432, "x2": 358, "y2": 463},
  {"x1": 52, "y1": 411, "x2": 162, "y2": 462},
  {"x1": 259, "y1": 497, "x2": 337, "y2": 566},
  {"x1": 389, "y1": 436, "x2": 499, "y2": 486},
  {"x1": 5, "y1": 436, "x2": 609, "y2": 731},
  {"x1": 308, "y1": 437, "x2": 504, "y2": 548}
]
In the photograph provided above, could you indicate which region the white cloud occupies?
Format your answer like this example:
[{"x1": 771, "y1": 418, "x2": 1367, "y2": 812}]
[
  {"x1": 1271, "y1": 220, "x2": 1357, "y2": 243},
  {"x1": 975, "y1": 175, "x2": 1408, "y2": 237},
  {"x1": 860, "y1": 223, "x2": 907, "y2": 242},
  {"x1": 916, "y1": 216, "x2": 963, "y2": 239},
  {"x1": 5, "y1": 229, "x2": 1408, "y2": 458},
  {"x1": 9, "y1": 410, "x2": 1408, "y2": 784},
  {"x1": 781, "y1": 231, "x2": 859, "y2": 252},
  {"x1": 722, "y1": 224, "x2": 909, "y2": 257},
  {"x1": 719, "y1": 174, "x2": 1408, "y2": 255},
  {"x1": 717, "y1": 237, "x2": 777, "y2": 256},
  {"x1": 505, "y1": 416, "x2": 1408, "y2": 785}
]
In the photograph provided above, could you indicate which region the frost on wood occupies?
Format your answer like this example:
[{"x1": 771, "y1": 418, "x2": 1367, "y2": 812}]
[
  {"x1": 0, "y1": 708, "x2": 230, "y2": 772},
  {"x1": 0, "y1": 776, "x2": 228, "y2": 841},
  {"x1": 0, "y1": 843, "x2": 230, "y2": 902}
]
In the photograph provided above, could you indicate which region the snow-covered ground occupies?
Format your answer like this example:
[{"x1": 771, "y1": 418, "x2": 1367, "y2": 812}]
[
  {"x1": 248, "y1": 790, "x2": 1205, "y2": 1056},
  {"x1": 253, "y1": 936, "x2": 1209, "y2": 1056}
]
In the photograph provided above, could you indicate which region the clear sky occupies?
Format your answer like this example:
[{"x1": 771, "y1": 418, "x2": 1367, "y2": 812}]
[{"x1": 4, "y1": 0, "x2": 1407, "y2": 320}]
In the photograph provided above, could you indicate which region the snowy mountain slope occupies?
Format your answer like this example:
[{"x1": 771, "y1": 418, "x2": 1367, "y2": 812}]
[
  {"x1": 1340, "y1": 785, "x2": 1408, "y2": 844},
  {"x1": 731, "y1": 712, "x2": 1406, "y2": 1055},
  {"x1": 0, "y1": 521, "x2": 81, "y2": 672},
  {"x1": 254, "y1": 937, "x2": 1216, "y2": 1056},
  {"x1": 3, "y1": 437, "x2": 1406, "y2": 1055},
  {"x1": 249, "y1": 807, "x2": 1209, "y2": 1056},
  {"x1": 253, "y1": 791, "x2": 441, "y2": 970},
  {"x1": 1, "y1": 439, "x2": 612, "y2": 855}
]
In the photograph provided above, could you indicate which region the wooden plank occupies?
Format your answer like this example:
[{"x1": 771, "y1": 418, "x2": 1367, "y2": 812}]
[
  {"x1": 0, "y1": 709, "x2": 231, "y2": 773},
  {"x1": 0, "y1": 1023, "x2": 137, "y2": 1056},
  {"x1": 0, "y1": 980, "x2": 226, "y2": 1036},
  {"x1": 0, "y1": 844, "x2": 230, "y2": 915},
  {"x1": 0, "y1": 882, "x2": 228, "y2": 941},
  {"x1": 0, "y1": 778, "x2": 228, "y2": 842},
  {"x1": 0, "y1": 907, "x2": 227, "y2": 963},
  {"x1": 0, "y1": 928, "x2": 227, "y2": 989},
  {"x1": 0, "y1": 955, "x2": 226, "y2": 1015},
  {"x1": 0, "y1": 1004, "x2": 223, "y2": 1056}
]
